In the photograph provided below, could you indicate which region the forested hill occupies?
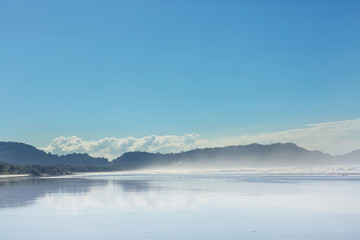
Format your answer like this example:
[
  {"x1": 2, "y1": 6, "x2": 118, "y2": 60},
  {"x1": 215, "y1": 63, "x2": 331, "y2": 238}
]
[
  {"x1": 0, "y1": 142, "x2": 108, "y2": 166},
  {"x1": 112, "y1": 143, "x2": 338, "y2": 169},
  {"x1": 1, "y1": 142, "x2": 359, "y2": 171}
]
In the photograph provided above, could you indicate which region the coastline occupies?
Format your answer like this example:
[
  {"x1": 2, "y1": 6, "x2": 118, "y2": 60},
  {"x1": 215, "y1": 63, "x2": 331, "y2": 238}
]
[{"x1": 0, "y1": 174, "x2": 30, "y2": 178}]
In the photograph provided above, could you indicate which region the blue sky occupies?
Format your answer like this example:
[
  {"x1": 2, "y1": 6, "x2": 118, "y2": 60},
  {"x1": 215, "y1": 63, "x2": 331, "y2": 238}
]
[{"x1": 1, "y1": 0, "x2": 360, "y2": 152}]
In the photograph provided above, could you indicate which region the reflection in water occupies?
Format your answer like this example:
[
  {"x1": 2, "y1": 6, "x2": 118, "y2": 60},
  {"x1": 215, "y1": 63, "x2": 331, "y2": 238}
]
[
  {"x1": 1, "y1": 173, "x2": 360, "y2": 239},
  {"x1": 0, "y1": 177, "x2": 106, "y2": 208},
  {"x1": 1, "y1": 174, "x2": 360, "y2": 213}
]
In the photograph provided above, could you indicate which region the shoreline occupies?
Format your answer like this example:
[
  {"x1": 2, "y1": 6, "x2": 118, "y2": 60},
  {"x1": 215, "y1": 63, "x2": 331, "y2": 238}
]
[
  {"x1": 0, "y1": 174, "x2": 30, "y2": 178},
  {"x1": 1, "y1": 166, "x2": 360, "y2": 179}
]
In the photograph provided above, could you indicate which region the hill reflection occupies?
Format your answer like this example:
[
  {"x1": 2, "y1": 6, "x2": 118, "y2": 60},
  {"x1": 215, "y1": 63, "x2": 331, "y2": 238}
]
[
  {"x1": 0, "y1": 177, "x2": 156, "y2": 208},
  {"x1": 1, "y1": 174, "x2": 360, "y2": 215}
]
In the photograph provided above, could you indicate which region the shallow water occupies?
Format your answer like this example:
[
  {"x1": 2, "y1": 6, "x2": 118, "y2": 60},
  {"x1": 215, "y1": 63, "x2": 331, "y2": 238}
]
[{"x1": 1, "y1": 172, "x2": 360, "y2": 239}]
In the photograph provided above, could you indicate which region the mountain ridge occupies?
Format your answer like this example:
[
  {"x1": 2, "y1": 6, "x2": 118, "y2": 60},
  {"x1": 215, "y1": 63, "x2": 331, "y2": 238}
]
[
  {"x1": 112, "y1": 143, "x2": 336, "y2": 169},
  {"x1": 0, "y1": 141, "x2": 108, "y2": 166},
  {"x1": 0, "y1": 141, "x2": 359, "y2": 170}
]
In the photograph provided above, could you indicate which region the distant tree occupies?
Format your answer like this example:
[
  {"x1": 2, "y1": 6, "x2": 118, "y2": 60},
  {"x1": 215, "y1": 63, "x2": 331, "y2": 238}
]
[{"x1": 0, "y1": 163, "x2": 5, "y2": 173}]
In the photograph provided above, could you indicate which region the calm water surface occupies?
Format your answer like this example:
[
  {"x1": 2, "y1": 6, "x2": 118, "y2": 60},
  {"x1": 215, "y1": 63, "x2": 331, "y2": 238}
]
[{"x1": 1, "y1": 172, "x2": 360, "y2": 239}]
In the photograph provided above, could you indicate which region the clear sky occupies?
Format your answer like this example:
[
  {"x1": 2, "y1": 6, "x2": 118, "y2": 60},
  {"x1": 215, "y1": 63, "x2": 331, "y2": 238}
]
[{"x1": 1, "y1": 0, "x2": 360, "y2": 154}]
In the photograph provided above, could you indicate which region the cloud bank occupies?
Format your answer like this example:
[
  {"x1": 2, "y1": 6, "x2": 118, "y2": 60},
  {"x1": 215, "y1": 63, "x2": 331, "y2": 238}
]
[
  {"x1": 43, "y1": 133, "x2": 199, "y2": 160},
  {"x1": 42, "y1": 118, "x2": 360, "y2": 160}
]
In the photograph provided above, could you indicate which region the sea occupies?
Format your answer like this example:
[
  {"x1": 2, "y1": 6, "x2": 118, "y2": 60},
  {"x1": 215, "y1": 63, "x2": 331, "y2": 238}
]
[{"x1": 1, "y1": 169, "x2": 360, "y2": 239}]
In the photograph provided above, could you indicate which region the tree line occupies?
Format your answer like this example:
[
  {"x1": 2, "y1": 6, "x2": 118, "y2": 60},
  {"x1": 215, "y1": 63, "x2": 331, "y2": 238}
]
[{"x1": 0, "y1": 161, "x2": 120, "y2": 176}]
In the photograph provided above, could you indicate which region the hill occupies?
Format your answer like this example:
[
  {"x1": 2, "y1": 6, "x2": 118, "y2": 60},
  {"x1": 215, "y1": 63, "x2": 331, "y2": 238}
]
[
  {"x1": 112, "y1": 143, "x2": 336, "y2": 170},
  {"x1": 335, "y1": 149, "x2": 360, "y2": 165},
  {"x1": 1, "y1": 141, "x2": 359, "y2": 171},
  {"x1": 0, "y1": 142, "x2": 108, "y2": 166}
]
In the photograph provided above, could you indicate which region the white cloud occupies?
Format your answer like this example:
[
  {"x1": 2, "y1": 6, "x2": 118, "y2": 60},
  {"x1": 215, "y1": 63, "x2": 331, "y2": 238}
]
[
  {"x1": 42, "y1": 133, "x2": 199, "y2": 160},
  {"x1": 42, "y1": 118, "x2": 360, "y2": 160}
]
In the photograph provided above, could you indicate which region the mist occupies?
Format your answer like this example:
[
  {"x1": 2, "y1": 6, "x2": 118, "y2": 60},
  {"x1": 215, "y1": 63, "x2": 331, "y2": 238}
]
[{"x1": 111, "y1": 143, "x2": 360, "y2": 174}]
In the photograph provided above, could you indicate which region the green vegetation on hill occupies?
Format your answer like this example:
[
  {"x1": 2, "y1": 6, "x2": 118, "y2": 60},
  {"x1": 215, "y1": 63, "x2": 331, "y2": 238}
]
[
  {"x1": 0, "y1": 142, "x2": 108, "y2": 166},
  {"x1": 0, "y1": 161, "x2": 119, "y2": 176},
  {"x1": 1, "y1": 141, "x2": 359, "y2": 175}
]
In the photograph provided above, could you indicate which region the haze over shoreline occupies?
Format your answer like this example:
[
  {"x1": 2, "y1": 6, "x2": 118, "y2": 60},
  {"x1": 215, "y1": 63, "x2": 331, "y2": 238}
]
[{"x1": 1, "y1": 141, "x2": 360, "y2": 171}]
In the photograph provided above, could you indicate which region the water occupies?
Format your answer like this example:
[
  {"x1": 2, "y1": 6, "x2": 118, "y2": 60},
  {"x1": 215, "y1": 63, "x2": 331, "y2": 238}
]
[{"x1": 1, "y1": 172, "x2": 360, "y2": 239}]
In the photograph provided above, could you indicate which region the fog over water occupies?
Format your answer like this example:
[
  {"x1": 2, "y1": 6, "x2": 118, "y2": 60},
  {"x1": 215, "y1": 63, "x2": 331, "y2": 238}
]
[{"x1": 1, "y1": 171, "x2": 360, "y2": 239}]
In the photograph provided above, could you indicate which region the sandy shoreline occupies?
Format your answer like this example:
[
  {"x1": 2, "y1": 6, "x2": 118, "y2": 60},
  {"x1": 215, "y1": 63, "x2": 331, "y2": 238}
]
[
  {"x1": 1, "y1": 166, "x2": 360, "y2": 179},
  {"x1": 0, "y1": 174, "x2": 30, "y2": 178}
]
